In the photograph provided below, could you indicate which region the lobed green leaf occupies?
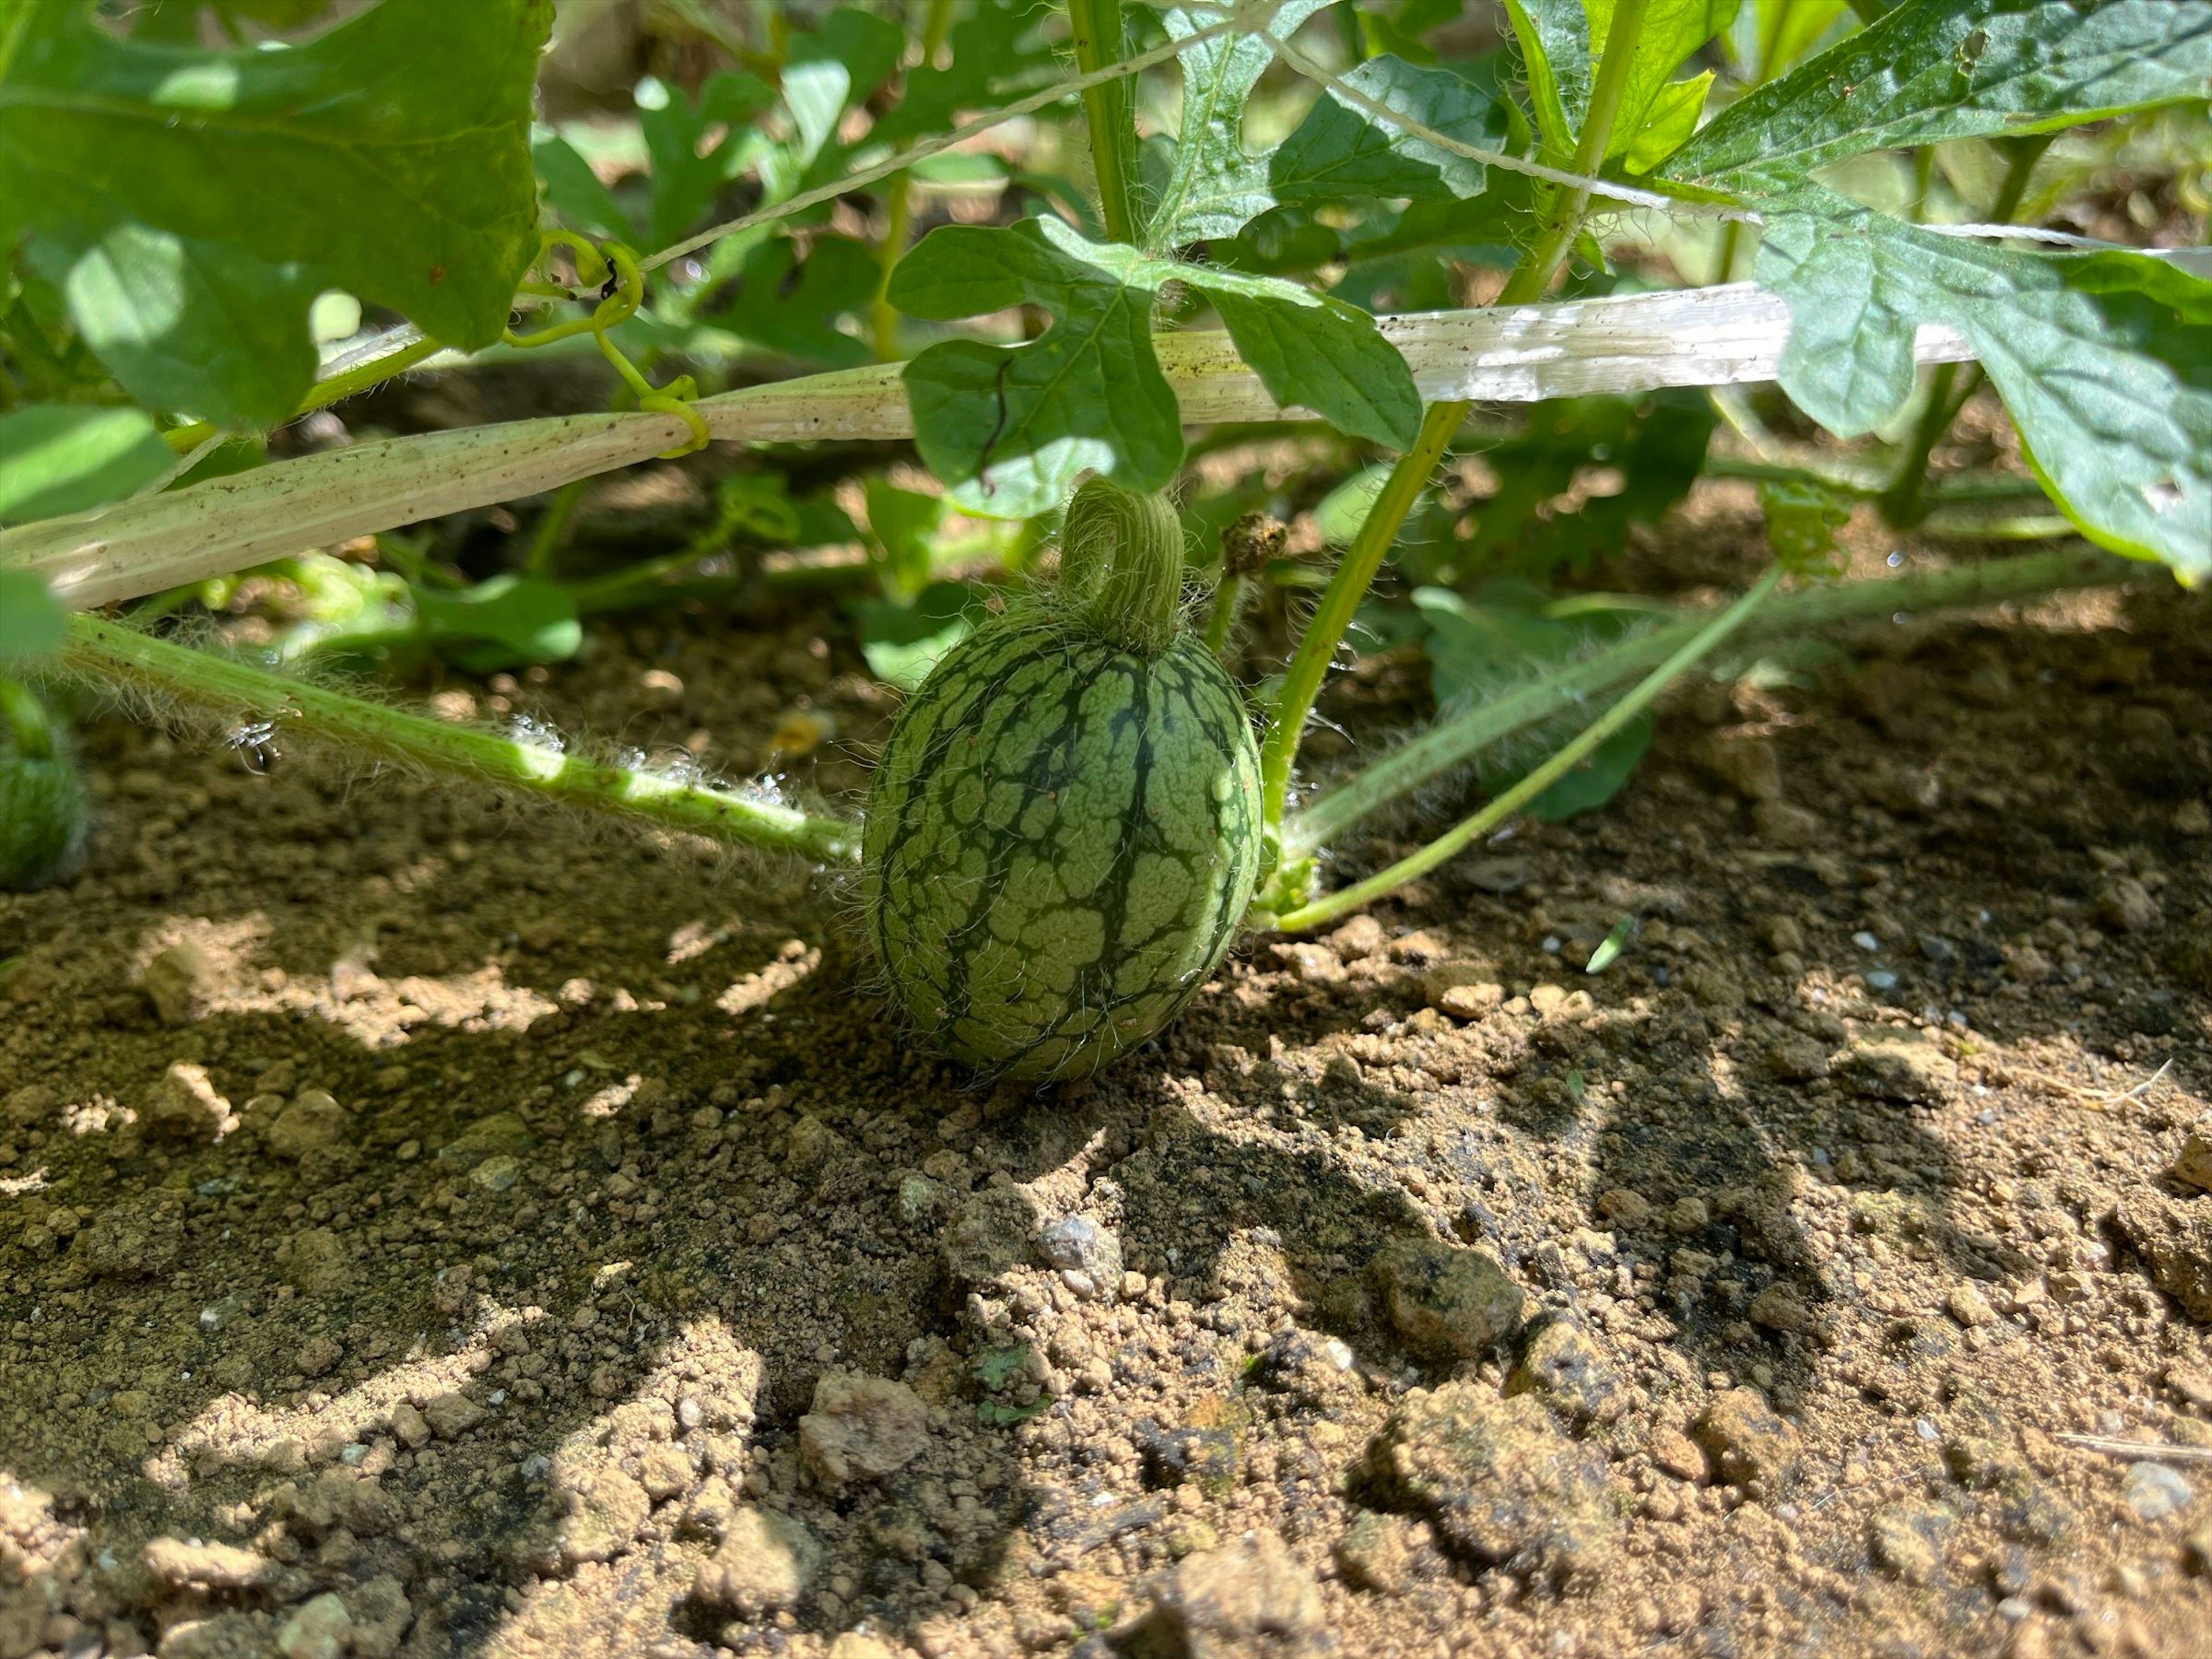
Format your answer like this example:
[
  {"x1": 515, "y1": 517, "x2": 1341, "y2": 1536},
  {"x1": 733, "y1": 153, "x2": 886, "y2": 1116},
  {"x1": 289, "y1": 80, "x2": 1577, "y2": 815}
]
[
  {"x1": 892, "y1": 218, "x2": 1418, "y2": 517},
  {"x1": 0, "y1": 0, "x2": 552, "y2": 426},
  {"x1": 1668, "y1": 0, "x2": 2212, "y2": 192},
  {"x1": 0, "y1": 404, "x2": 174, "y2": 525},
  {"x1": 1759, "y1": 192, "x2": 2212, "y2": 581}
]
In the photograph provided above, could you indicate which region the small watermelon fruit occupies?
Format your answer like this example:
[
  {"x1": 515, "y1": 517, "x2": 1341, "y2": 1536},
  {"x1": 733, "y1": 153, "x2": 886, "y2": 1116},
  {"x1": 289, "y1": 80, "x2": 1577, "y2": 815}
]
[
  {"x1": 863, "y1": 478, "x2": 1262, "y2": 1079},
  {"x1": 0, "y1": 680, "x2": 86, "y2": 892}
]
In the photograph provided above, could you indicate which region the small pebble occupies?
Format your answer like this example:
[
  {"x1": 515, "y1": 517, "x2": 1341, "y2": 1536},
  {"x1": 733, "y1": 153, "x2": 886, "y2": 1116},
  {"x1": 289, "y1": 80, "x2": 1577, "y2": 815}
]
[{"x1": 2121, "y1": 1461, "x2": 2192, "y2": 1522}]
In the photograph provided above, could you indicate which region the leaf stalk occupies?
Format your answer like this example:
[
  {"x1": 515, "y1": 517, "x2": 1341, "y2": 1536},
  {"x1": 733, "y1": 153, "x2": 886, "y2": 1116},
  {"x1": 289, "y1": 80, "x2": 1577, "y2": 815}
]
[{"x1": 1066, "y1": 0, "x2": 1142, "y2": 244}]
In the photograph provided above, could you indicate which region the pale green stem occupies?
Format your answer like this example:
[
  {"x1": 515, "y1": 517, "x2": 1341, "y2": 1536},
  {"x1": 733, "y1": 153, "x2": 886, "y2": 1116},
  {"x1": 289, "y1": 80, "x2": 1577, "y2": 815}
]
[
  {"x1": 524, "y1": 476, "x2": 589, "y2": 577},
  {"x1": 871, "y1": 0, "x2": 957, "y2": 361},
  {"x1": 1202, "y1": 573, "x2": 1244, "y2": 660},
  {"x1": 1256, "y1": 0, "x2": 1657, "y2": 844},
  {"x1": 59, "y1": 616, "x2": 860, "y2": 864},
  {"x1": 1499, "y1": 0, "x2": 1653, "y2": 306},
  {"x1": 165, "y1": 334, "x2": 441, "y2": 454},
  {"x1": 1281, "y1": 546, "x2": 2130, "y2": 860},
  {"x1": 1258, "y1": 399, "x2": 1465, "y2": 841},
  {"x1": 1066, "y1": 0, "x2": 1140, "y2": 244},
  {"x1": 1270, "y1": 568, "x2": 1783, "y2": 933}
]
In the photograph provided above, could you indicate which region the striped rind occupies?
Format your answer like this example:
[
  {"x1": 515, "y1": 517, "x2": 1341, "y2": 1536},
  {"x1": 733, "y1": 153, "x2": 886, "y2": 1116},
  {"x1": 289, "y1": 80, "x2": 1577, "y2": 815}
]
[{"x1": 862, "y1": 613, "x2": 1262, "y2": 1080}]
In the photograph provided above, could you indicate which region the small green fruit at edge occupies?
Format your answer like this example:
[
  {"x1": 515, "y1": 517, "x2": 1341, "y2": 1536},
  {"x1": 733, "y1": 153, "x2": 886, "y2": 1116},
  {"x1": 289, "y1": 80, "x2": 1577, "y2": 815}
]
[
  {"x1": 0, "y1": 680, "x2": 87, "y2": 892},
  {"x1": 863, "y1": 478, "x2": 1263, "y2": 1080}
]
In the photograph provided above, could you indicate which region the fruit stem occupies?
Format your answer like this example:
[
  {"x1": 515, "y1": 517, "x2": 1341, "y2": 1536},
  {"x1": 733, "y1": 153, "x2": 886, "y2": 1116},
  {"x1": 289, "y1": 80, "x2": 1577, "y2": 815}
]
[
  {"x1": 58, "y1": 616, "x2": 862, "y2": 864},
  {"x1": 1277, "y1": 546, "x2": 2133, "y2": 865},
  {"x1": 1063, "y1": 477, "x2": 1184, "y2": 654},
  {"x1": 1271, "y1": 566, "x2": 1784, "y2": 932}
]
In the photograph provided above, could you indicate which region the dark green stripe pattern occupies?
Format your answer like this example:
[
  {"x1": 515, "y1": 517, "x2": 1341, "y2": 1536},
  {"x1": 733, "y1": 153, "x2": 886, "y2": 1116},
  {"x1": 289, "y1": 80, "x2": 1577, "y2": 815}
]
[{"x1": 862, "y1": 612, "x2": 1263, "y2": 1080}]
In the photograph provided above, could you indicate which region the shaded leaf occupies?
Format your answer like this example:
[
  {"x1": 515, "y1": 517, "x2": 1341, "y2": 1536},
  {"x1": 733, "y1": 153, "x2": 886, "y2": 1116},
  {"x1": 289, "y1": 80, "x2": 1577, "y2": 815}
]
[
  {"x1": 855, "y1": 581, "x2": 984, "y2": 691},
  {"x1": 875, "y1": 0, "x2": 1063, "y2": 147},
  {"x1": 1415, "y1": 585, "x2": 1655, "y2": 818},
  {"x1": 1758, "y1": 192, "x2": 2212, "y2": 580},
  {"x1": 1147, "y1": 0, "x2": 1335, "y2": 248},
  {"x1": 1268, "y1": 56, "x2": 1513, "y2": 203},
  {"x1": 1747, "y1": 0, "x2": 1853, "y2": 81},
  {"x1": 710, "y1": 237, "x2": 878, "y2": 367},
  {"x1": 0, "y1": 404, "x2": 175, "y2": 525},
  {"x1": 1506, "y1": 0, "x2": 1736, "y2": 165},
  {"x1": 0, "y1": 570, "x2": 65, "y2": 662},
  {"x1": 415, "y1": 575, "x2": 581, "y2": 671},
  {"x1": 0, "y1": 0, "x2": 551, "y2": 425},
  {"x1": 864, "y1": 480, "x2": 946, "y2": 600},
  {"x1": 533, "y1": 134, "x2": 639, "y2": 243},
  {"x1": 639, "y1": 73, "x2": 774, "y2": 251},
  {"x1": 783, "y1": 7, "x2": 907, "y2": 177},
  {"x1": 1669, "y1": 0, "x2": 2212, "y2": 192}
]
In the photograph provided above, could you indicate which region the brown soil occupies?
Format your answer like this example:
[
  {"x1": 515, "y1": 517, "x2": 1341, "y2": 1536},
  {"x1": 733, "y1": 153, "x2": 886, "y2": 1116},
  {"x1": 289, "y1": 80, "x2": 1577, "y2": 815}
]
[{"x1": 5, "y1": 507, "x2": 2212, "y2": 1659}]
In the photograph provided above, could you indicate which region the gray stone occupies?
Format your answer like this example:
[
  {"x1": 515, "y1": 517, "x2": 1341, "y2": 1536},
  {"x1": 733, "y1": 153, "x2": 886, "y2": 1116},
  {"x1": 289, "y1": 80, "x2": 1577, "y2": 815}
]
[
  {"x1": 1868, "y1": 1505, "x2": 1953, "y2": 1585},
  {"x1": 1694, "y1": 1388, "x2": 1802, "y2": 1488},
  {"x1": 143, "y1": 942, "x2": 219, "y2": 1026},
  {"x1": 800, "y1": 1373, "x2": 929, "y2": 1487},
  {"x1": 435, "y1": 1111, "x2": 533, "y2": 1171},
  {"x1": 1149, "y1": 1529, "x2": 1325, "y2": 1658},
  {"x1": 1038, "y1": 1214, "x2": 1123, "y2": 1297},
  {"x1": 695, "y1": 1506, "x2": 820, "y2": 1615},
  {"x1": 421, "y1": 1391, "x2": 484, "y2": 1439},
  {"x1": 1380, "y1": 1382, "x2": 1618, "y2": 1583},
  {"x1": 277, "y1": 1592, "x2": 352, "y2": 1659},
  {"x1": 266, "y1": 1090, "x2": 348, "y2": 1160},
  {"x1": 1504, "y1": 1311, "x2": 1624, "y2": 1427},
  {"x1": 941, "y1": 1185, "x2": 1035, "y2": 1283},
  {"x1": 1370, "y1": 1237, "x2": 1525, "y2": 1361},
  {"x1": 2122, "y1": 1461, "x2": 2194, "y2": 1523}
]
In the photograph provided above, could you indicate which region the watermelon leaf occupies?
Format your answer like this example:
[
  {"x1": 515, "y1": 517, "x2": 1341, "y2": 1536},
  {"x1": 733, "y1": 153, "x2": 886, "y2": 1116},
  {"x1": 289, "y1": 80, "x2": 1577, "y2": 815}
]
[
  {"x1": 0, "y1": 0, "x2": 552, "y2": 427},
  {"x1": 1757, "y1": 193, "x2": 2212, "y2": 582},
  {"x1": 0, "y1": 404, "x2": 175, "y2": 526},
  {"x1": 893, "y1": 218, "x2": 1418, "y2": 517},
  {"x1": 1667, "y1": 0, "x2": 2212, "y2": 194},
  {"x1": 0, "y1": 571, "x2": 65, "y2": 664}
]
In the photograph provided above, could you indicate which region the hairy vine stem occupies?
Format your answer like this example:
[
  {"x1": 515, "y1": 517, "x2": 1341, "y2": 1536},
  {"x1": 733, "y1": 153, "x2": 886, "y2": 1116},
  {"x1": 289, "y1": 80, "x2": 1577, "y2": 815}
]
[
  {"x1": 1258, "y1": 0, "x2": 1656, "y2": 863},
  {"x1": 1067, "y1": 0, "x2": 1142, "y2": 245},
  {"x1": 58, "y1": 616, "x2": 861, "y2": 865},
  {"x1": 1269, "y1": 563, "x2": 1785, "y2": 933},
  {"x1": 1277, "y1": 546, "x2": 2135, "y2": 863}
]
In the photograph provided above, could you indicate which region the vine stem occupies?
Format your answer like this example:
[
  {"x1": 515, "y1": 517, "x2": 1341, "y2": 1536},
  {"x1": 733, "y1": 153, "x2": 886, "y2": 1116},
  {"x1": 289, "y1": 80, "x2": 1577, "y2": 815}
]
[
  {"x1": 1067, "y1": 0, "x2": 1141, "y2": 244},
  {"x1": 164, "y1": 333, "x2": 441, "y2": 454},
  {"x1": 1257, "y1": 0, "x2": 1656, "y2": 850},
  {"x1": 1881, "y1": 133, "x2": 2053, "y2": 528},
  {"x1": 1499, "y1": 0, "x2": 1654, "y2": 307},
  {"x1": 1279, "y1": 546, "x2": 2131, "y2": 860},
  {"x1": 1269, "y1": 567, "x2": 1783, "y2": 933},
  {"x1": 1257, "y1": 400, "x2": 1463, "y2": 843},
  {"x1": 58, "y1": 616, "x2": 861, "y2": 865},
  {"x1": 871, "y1": 0, "x2": 957, "y2": 361}
]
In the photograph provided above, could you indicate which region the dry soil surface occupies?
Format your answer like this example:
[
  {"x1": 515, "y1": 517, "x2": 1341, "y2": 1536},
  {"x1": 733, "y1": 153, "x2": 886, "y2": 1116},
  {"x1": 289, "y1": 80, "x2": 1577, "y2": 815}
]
[{"x1": 5, "y1": 537, "x2": 2212, "y2": 1659}]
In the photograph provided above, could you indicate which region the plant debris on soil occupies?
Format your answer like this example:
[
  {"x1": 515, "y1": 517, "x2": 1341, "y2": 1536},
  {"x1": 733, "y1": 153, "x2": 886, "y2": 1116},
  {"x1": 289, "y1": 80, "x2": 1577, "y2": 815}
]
[{"x1": 5, "y1": 505, "x2": 2212, "y2": 1659}]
